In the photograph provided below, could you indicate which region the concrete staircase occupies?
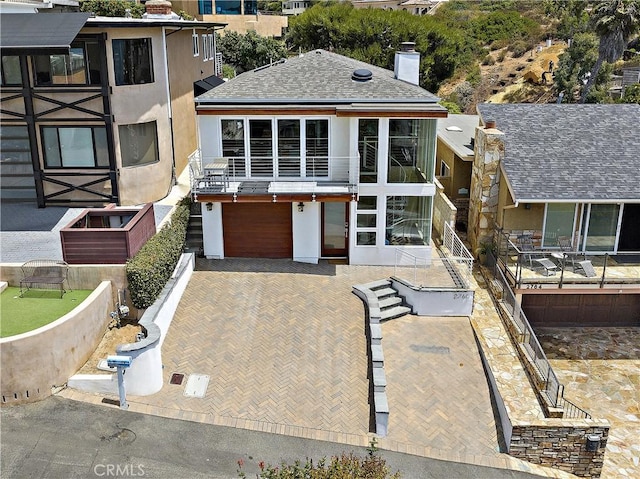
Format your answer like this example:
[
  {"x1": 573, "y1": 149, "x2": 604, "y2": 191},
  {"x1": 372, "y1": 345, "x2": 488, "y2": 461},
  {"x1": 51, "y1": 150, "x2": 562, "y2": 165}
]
[
  {"x1": 365, "y1": 279, "x2": 411, "y2": 322},
  {"x1": 185, "y1": 202, "x2": 203, "y2": 256}
]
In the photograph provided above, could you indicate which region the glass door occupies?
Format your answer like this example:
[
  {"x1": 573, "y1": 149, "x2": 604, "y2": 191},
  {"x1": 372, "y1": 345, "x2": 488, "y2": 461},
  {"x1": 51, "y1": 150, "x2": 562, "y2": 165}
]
[
  {"x1": 583, "y1": 204, "x2": 621, "y2": 252},
  {"x1": 321, "y1": 202, "x2": 348, "y2": 257}
]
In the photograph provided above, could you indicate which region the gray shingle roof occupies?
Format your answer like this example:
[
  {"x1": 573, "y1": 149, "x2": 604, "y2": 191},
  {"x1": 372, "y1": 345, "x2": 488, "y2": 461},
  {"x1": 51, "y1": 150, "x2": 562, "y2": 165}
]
[
  {"x1": 196, "y1": 49, "x2": 442, "y2": 106},
  {"x1": 477, "y1": 103, "x2": 640, "y2": 202}
]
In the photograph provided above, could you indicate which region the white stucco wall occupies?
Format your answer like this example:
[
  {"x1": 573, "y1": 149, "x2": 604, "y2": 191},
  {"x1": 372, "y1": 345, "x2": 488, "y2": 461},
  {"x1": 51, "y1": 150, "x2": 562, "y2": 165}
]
[
  {"x1": 203, "y1": 202, "x2": 224, "y2": 259},
  {"x1": 293, "y1": 201, "x2": 320, "y2": 263}
]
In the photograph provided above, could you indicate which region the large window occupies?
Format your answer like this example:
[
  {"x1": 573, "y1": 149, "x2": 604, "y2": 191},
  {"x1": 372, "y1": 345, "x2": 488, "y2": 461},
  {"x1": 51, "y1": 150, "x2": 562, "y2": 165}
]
[
  {"x1": 277, "y1": 119, "x2": 300, "y2": 177},
  {"x1": 42, "y1": 126, "x2": 109, "y2": 168},
  {"x1": 385, "y1": 196, "x2": 431, "y2": 246},
  {"x1": 1, "y1": 56, "x2": 21, "y2": 86},
  {"x1": 388, "y1": 119, "x2": 435, "y2": 183},
  {"x1": 113, "y1": 38, "x2": 153, "y2": 86},
  {"x1": 119, "y1": 121, "x2": 158, "y2": 167},
  {"x1": 358, "y1": 119, "x2": 378, "y2": 183},
  {"x1": 543, "y1": 203, "x2": 576, "y2": 248},
  {"x1": 583, "y1": 204, "x2": 620, "y2": 252},
  {"x1": 221, "y1": 119, "x2": 246, "y2": 177},
  {"x1": 249, "y1": 119, "x2": 273, "y2": 177},
  {"x1": 306, "y1": 119, "x2": 328, "y2": 177},
  {"x1": 34, "y1": 40, "x2": 102, "y2": 86}
]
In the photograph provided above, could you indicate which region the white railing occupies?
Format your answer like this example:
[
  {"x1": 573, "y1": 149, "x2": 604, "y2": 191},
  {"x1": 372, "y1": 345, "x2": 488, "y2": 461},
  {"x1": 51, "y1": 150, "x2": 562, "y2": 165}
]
[
  {"x1": 394, "y1": 249, "x2": 471, "y2": 289},
  {"x1": 190, "y1": 150, "x2": 358, "y2": 187},
  {"x1": 442, "y1": 221, "x2": 473, "y2": 275}
]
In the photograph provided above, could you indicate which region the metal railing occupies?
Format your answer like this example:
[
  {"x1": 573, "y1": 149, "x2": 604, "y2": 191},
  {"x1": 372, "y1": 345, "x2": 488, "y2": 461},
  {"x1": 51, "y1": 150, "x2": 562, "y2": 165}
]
[
  {"x1": 493, "y1": 229, "x2": 640, "y2": 289},
  {"x1": 493, "y1": 263, "x2": 563, "y2": 407},
  {"x1": 189, "y1": 149, "x2": 358, "y2": 193},
  {"x1": 394, "y1": 248, "x2": 471, "y2": 289},
  {"x1": 442, "y1": 222, "x2": 473, "y2": 275},
  {"x1": 558, "y1": 391, "x2": 592, "y2": 419}
]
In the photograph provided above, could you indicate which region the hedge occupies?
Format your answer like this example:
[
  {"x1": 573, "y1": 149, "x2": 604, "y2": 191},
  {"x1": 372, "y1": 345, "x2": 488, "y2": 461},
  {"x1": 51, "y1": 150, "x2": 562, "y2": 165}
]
[{"x1": 126, "y1": 198, "x2": 190, "y2": 310}]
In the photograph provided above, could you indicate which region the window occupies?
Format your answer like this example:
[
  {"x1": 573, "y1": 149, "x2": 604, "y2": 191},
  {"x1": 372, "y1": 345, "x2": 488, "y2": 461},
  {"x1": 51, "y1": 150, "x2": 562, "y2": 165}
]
[
  {"x1": 439, "y1": 160, "x2": 450, "y2": 177},
  {"x1": 198, "y1": 0, "x2": 213, "y2": 14},
  {"x1": 34, "y1": 40, "x2": 102, "y2": 86},
  {"x1": 356, "y1": 196, "x2": 377, "y2": 245},
  {"x1": 583, "y1": 204, "x2": 620, "y2": 252},
  {"x1": 385, "y1": 196, "x2": 431, "y2": 245},
  {"x1": 388, "y1": 119, "x2": 435, "y2": 183},
  {"x1": 113, "y1": 38, "x2": 153, "y2": 86},
  {"x1": 249, "y1": 119, "x2": 273, "y2": 177},
  {"x1": 244, "y1": 0, "x2": 258, "y2": 14},
  {"x1": 216, "y1": 1, "x2": 241, "y2": 14},
  {"x1": 202, "y1": 34, "x2": 209, "y2": 62},
  {"x1": 1, "y1": 126, "x2": 31, "y2": 164},
  {"x1": 277, "y1": 119, "x2": 300, "y2": 177},
  {"x1": 543, "y1": 203, "x2": 576, "y2": 248},
  {"x1": 118, "y1": 121, "x2": 158, "y2": 167},
  {"x1": 42, "y1": 126, "x2": 109, "y2": 168},
  {"x1": 192, "y1": 30, "x2": 199, "y2": 57},
  {"x1": 358, "y1": 119, "x2": 378, "y2": 183},
  {"x1": 221, "y1": 119, "x2": 245, "y2": 176},
  {"x1": 208, "y1": 34, "x2": 215, "y2": 61},
  {"x1": 1, "y1": 56, "x2": 21, "y2": 86},
  {"x1": 306, "y1": 119, "x2": 328, "y2": 177}
]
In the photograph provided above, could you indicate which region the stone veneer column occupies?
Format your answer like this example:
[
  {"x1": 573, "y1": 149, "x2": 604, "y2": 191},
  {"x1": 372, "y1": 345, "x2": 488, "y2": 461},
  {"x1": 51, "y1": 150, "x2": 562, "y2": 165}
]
[{"x1": 468, "y1": 124, "x2": 504, "y2": 255}]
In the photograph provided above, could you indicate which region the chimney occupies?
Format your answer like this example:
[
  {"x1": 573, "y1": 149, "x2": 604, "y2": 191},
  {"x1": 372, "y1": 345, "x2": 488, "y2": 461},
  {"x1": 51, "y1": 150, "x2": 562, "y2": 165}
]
[
  {"x1": 394, "y1": 41, "x2": 420, "y2": 86},
  {"x1": 145, "y1": 0, "x2": 173, "y2": 16},
  {"x1": 484, "y1": 119, "x2": 496, "y2": 129}
]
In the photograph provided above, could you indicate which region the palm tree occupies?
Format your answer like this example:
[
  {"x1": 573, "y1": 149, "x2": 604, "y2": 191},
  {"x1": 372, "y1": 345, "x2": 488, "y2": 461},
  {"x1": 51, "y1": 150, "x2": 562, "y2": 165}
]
[{"x1": 580, "y1": 0, "x2": 640, "y2": 103}]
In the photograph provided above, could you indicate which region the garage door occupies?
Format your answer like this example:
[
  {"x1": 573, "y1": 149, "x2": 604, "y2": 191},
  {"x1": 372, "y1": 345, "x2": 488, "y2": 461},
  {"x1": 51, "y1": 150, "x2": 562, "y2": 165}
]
[{"x1": 222, "y1": 203, "x2": 292, "y2": 258}]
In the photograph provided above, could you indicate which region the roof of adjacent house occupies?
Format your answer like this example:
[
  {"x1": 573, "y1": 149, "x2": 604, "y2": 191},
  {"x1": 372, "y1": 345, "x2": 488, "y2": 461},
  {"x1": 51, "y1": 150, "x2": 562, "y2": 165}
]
[
  {"x1": 477, "y1": 103, "x2": 640, "y2": 202},
  {"x1": 196, "y1": 49, "x2": 444, "y2": 111},
  {"x1": 437, "y1": 114, "x2": 478, "y2": 160}
]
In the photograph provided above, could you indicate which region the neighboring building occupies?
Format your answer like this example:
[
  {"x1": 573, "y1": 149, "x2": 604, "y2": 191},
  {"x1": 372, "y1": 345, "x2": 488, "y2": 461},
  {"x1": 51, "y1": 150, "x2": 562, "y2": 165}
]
[
  {"x1": 469, "y1": 104, "x2": 640, "y2": 326},
  {"x1": 282, "y1": 0, "x2": 310, "y2": 16},
  {"x1": 0, "y1": 4, "x2": 225, "y2": 207},
  {"x1": 190, "y1": 44, "x2": 447, "y2": 265},
  {"x1": 435, "y1": 114, "x2": 477, "y2": 232},
  {"x1": 351, "y1": 0, "x2": 441, "y2": 15},
  {"x1": 171, "y1": 0, "x2": 287, "y2": 37},
  {"x1": 0, "y1": 0, "x2": 78, "y2": 14}
]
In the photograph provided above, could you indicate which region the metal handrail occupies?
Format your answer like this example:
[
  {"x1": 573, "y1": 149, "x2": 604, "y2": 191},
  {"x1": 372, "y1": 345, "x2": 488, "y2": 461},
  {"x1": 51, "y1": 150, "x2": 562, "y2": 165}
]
[{"x1": 442, "y1": 222, "x2": 473, "y2": 275}]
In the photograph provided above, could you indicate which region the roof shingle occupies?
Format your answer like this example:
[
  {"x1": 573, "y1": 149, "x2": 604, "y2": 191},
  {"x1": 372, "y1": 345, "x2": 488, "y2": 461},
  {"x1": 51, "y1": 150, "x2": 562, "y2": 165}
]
[{"x1": 477, "y1": 103, "x2": 640, "y2": 202}]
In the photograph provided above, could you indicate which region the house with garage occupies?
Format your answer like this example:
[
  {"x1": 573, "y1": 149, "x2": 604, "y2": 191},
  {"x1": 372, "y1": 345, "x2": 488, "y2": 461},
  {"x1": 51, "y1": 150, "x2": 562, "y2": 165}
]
[
  {"x1": 468, "y1": 103, "x2": 640, "y2": 326},
  {"x1": 190, "y1": 44, "x2": 447, "y2": 265},
  {"x1": 0, "y1": 3, "x2": 225, "y2": 207}
]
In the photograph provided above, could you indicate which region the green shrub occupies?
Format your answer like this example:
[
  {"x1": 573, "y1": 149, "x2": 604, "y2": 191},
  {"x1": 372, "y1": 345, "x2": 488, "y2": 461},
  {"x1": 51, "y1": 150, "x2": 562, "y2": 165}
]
[
  {"x1": 497, "y1": 49, "x2": 507, "y2": 62},
  {"x1": 508, "y1": 40, "x2": 533, "y2": 58},
  {"x1": 126, "y1": 198, "x2": 190, "y2": 310},
  {"x1": 79, "y1": 0, "x2": 144, "y2": 18},
  {"x1": 482, "y1": 54, "x2": 495, "y2": 65},
  {"x1": 237, "y1": 453, "x2": 401, "y2": 478}
]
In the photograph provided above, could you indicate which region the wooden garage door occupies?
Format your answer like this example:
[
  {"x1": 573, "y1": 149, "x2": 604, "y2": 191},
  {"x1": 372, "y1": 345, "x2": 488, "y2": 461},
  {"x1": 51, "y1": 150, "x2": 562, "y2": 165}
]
[{"x1": 222, "y1": 203, "x2": 292, "y2": 258}]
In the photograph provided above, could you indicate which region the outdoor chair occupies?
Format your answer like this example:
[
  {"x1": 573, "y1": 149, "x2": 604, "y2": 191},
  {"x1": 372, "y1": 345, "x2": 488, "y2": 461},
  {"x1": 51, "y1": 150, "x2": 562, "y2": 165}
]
[
  {"x1": 517, "y1": 234, "x2": 557, "y2": 276},
  {"x1": 551, "y1": 236, "x2": 597, "y2": 277}
]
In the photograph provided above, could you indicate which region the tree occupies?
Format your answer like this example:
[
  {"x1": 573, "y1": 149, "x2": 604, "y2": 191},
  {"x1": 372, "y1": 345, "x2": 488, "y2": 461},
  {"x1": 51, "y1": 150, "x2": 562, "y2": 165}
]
[
  {"x1": 580, "y1": 0, "x2": 640, "y2": 102},
  {"x1": 79, "y1": 0, "x2": 145, "y2": 18},
  {"x1": 554, "y1": 32, "x2": 600, "y2": 101},
  {"x1": 216, "y1": 31, "x2": 287, "y2": 73}
]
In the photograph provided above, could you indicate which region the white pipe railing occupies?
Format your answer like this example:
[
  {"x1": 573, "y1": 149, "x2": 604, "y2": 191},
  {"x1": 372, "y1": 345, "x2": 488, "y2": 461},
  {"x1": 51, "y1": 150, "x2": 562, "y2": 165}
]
[{"x1": 442, "y1": 222, "x2": 473, "y2": 275}]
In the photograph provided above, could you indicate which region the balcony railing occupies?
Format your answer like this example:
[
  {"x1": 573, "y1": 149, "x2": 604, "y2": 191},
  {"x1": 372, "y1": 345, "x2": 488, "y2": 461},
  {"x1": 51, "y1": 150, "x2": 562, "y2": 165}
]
[
  {"x1": 493, "y1": 229, "x2": 640, "y2": 290},
  {"x1": 188, "y1": 149, "x2": 358, "y2": 195}
]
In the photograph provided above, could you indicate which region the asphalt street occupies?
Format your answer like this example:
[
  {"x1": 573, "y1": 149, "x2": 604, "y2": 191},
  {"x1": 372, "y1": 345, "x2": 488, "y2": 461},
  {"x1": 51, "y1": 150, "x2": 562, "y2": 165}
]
[{"x1": 0, "y1": 396, "x2": 548, "y2": 479}]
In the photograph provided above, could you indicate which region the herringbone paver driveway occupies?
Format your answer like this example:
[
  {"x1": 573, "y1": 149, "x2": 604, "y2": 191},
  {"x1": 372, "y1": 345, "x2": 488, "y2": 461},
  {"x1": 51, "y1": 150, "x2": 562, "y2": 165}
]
[
  {"x1": 151, "y1": 259, "x2": 398, "y2": 435},
  {"x1": 381, "y1": 316, "x2": 501, "y2": 456}
]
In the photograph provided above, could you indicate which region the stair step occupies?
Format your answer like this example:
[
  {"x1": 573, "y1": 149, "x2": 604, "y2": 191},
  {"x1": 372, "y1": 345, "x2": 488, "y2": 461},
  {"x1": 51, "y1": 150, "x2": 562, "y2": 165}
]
[
  {"x1": 380, "y1": 305, "x2": 411, "y2": 321},
  {"x1": 379, "y1": 296, "x2": 402, "y2": 309},
  {"x1": 373, "y1": 287, "x2": 397, "y2": 299},
  {"x1": 361, "y1": 279, "x2": 391, "y2": 290}
]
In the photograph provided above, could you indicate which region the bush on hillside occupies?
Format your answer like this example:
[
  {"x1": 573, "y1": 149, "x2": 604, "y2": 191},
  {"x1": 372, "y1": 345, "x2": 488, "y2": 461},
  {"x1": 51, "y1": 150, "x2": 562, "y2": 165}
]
[{"x1": 126, "y1": 198, "x2": 190, "y2": 310}]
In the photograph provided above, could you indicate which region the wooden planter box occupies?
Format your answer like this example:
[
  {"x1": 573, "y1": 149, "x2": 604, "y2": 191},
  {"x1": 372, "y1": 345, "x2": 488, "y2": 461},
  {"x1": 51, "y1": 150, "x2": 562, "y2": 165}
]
[{"x1": 60, "y1": 203, "x2": 156, "y2": 264}]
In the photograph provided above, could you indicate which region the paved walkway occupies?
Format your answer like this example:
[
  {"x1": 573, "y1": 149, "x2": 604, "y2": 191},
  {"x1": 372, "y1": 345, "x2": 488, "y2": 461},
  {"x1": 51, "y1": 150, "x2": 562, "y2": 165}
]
[{"x1": 60, "y1": 259, "x2": 573, "y2": 477}]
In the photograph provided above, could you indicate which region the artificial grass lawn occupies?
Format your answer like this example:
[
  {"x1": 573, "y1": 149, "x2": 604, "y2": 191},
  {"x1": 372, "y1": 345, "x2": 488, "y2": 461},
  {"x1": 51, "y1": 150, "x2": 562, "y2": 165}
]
[{"x1": 0, "y1": 287, "x2": 92, "y2": 338}]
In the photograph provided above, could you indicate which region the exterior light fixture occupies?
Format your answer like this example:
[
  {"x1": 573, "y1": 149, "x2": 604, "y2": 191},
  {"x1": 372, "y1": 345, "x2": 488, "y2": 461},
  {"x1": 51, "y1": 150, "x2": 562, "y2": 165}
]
[
  {"x1": 586, "y1": 434, "x2": 601, "y2": 452},
  {"x1": 297, "y1": 202, "x2": 304, "y2": 212},
  {"x1": 206, "y1": 202, "x2": 213, "y2": 211}
]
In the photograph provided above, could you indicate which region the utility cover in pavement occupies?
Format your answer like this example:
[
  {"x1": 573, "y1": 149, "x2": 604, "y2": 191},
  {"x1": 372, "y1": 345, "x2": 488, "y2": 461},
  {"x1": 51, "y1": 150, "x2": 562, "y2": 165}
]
[{"x1": 183, "y1": 374, "x2": 209, "y2": 398}]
